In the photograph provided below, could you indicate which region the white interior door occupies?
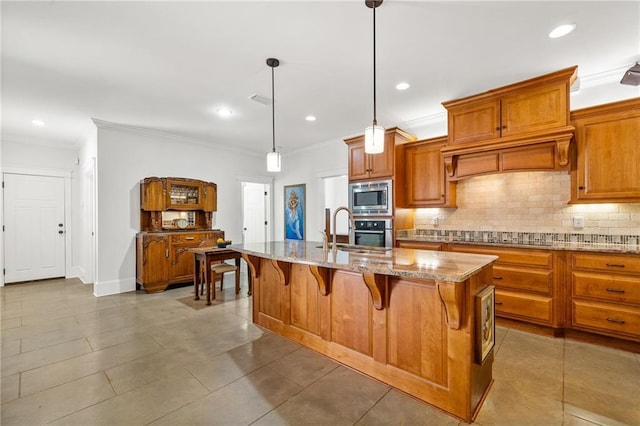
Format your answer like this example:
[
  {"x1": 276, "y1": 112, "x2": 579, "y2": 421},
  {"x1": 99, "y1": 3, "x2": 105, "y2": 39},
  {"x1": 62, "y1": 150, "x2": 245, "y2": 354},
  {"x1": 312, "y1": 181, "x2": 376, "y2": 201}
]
[
  {"x1": 3, "y1": 173, "x2": 66, "y2": 283},
  {"x1": 242, "y1": 182, "x2": 268, "y2": 244}
]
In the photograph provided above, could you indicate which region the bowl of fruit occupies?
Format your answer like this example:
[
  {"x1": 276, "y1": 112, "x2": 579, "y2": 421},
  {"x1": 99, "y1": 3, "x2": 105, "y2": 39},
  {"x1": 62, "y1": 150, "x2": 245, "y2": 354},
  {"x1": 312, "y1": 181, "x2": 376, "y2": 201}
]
[{"x1": 216, "y1": 238, "x2": 232, "y2": 248}]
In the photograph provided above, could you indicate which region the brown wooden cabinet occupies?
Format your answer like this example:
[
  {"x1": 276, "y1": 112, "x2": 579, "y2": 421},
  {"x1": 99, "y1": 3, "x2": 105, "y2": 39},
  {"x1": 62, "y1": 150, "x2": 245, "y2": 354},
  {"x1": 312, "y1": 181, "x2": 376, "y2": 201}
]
[
  {"x1": 441, "y1": 67, "x2": 577, "y2": 180},
  {"x1": 137, "y1": 176, "x2": 221, "y2": 292},
  {"x1": 449, "y1": 244, "x2": 561, "y2": 327},
  {"x1": 396, "y1": 240, "x2": 443, "y2": 251},
  {"x1": 570, "y1": 98, "x2": 640, "y2": 203},
  {"x1": 397, "y1": 136, "x2": 456, "y2": 208},
  {"x1": 344, "y1": 127, "x2": 415, "y2": 181},
  {"x1": 136, "y1": 230, "x2": 223, "y2": 293},
  {"x1": 570, "y1": 252, "x2": 640, "y2": 342},
  {"x1": 139, "y1": 177, "x2": 217, "y2": 232}
]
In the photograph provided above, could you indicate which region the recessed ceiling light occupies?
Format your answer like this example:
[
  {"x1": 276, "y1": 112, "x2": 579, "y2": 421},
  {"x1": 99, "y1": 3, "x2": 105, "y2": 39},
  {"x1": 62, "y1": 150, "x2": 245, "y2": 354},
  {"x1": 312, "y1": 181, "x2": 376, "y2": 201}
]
[
  {"x1": 216, "y1": 108, "x2": 232, "y2": 117},
  {"x1": 305, "y1": 115, "x2": 316, "y2": 122},
  {"x1": 395, "y1": 82, "x2": 410, "y2": 91},
  {"x1": 549, "y1": 24, "x2": 576, "y2": 39},
  {"x1": 32, "y1": 119, "x2": 45, "y2": 127}
]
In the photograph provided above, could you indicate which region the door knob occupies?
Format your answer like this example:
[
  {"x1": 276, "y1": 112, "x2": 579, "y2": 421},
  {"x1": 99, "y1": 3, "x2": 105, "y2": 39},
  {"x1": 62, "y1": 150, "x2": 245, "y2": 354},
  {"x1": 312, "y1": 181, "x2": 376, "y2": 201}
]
[
  {"x1": 58, "y1": 230, "x2": 64, "y2": 234},
  {"x1": 58, "y1": 223, "x2": 64, "y2": 227}
]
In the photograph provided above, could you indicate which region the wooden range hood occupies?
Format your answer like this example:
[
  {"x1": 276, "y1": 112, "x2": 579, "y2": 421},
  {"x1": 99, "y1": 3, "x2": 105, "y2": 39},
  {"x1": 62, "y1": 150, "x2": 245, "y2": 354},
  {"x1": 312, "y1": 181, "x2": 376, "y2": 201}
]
[{"x1": 441, "y1": 66, "x2": 578, "y2": 180}]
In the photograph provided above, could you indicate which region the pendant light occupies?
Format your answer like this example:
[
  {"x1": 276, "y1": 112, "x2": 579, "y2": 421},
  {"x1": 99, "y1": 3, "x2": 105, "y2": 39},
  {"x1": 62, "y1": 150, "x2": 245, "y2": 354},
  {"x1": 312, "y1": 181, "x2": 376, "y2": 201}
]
[
  {"x1": 364, "y1": 0, "x2": 384, "y2": 154},
  {"x1": 266, "y1": 57, "x2": 281, "y2": 172}
]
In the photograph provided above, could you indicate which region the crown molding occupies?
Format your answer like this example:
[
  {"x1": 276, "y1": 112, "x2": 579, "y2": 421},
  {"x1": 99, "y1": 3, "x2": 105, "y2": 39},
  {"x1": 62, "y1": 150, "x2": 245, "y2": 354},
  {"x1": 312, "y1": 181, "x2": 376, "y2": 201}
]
[{"x1": 91, "y1": 118, "x2": 263, "y2": 158}]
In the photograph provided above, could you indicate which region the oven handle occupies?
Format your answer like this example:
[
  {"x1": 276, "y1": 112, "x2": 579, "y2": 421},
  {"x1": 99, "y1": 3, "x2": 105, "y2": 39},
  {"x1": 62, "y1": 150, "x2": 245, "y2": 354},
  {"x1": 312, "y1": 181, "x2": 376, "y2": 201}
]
[{"x1": 354, "y1": 230, "x2": 385, "y2": 234}]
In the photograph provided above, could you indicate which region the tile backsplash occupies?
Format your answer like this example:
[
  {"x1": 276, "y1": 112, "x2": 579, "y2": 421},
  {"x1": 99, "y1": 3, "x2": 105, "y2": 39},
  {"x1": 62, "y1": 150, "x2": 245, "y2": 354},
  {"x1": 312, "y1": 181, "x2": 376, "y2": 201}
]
[{"x1": 413, "y1": 172, "x2": 640, "y2": 235}]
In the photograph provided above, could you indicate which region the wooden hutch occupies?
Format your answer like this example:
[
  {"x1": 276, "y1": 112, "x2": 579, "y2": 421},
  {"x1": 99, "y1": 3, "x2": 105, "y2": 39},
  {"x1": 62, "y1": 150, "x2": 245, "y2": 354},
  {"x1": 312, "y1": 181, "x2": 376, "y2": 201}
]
[{"x1": 136, "y1": 177, "x2": 223, "y2": 293}]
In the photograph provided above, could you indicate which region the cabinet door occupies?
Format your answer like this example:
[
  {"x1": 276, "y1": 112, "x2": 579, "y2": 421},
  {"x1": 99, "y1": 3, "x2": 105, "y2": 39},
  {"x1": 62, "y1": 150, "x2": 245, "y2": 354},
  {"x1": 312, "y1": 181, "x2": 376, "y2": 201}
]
[
  {"x1": 404, "y1": 139, "x2": 453, "y2": 207},
  {"x1": 136, "y1": 234, "x2": 169, "y2": 291},
  {"x1": 572, "y1": 108, "x2": 640, "y2": 202},
  {"x1": 501, "y1": 82, "x2": 569, "y2": 137},
  {"x1": 169, "y1": 233, "x2": 204, "y2": 282},
  {"x1": 448, "y1": 99, "x2": 501, "y2": 145},
  {"x1": 140, "y1": 178, "x2": 164, "y2": 211},
  {"x1": 165, "y1": 179, "x2": 202, "y2": 210},
  {"x1": 367, "y1": 136, "x2": 395, "y2": 179},
  {"x1": 348, "y1": 141, "x2": 370, "y2": 181},
  {"x1": 202, "y1": 182, "x2": 217, "y2": 212}
]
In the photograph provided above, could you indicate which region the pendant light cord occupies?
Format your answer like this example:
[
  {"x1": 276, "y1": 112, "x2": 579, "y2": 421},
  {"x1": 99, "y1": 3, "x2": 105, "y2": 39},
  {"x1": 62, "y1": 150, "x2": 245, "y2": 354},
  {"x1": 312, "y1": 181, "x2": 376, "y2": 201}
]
[
  {"x1": 372, "y1": 4, "x2": 377, "y2": 126},
  {"x1": 271, "y1": 64, "x2": 276, "y2": 153}
]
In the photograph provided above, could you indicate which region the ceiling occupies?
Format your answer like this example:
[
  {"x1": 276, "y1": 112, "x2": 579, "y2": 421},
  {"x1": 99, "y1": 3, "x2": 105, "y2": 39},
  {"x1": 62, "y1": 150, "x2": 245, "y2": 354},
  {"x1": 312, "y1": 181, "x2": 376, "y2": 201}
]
[{"x1": 2, "y1": 1, "x2": 639, "y2": 155}]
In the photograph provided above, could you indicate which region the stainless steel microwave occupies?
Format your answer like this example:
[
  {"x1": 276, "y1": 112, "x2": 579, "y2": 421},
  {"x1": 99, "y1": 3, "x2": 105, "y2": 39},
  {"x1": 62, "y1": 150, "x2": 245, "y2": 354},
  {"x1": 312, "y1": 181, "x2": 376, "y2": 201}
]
[{"x1": 349, "y1": 179, "x2": 392, "y2": 216}]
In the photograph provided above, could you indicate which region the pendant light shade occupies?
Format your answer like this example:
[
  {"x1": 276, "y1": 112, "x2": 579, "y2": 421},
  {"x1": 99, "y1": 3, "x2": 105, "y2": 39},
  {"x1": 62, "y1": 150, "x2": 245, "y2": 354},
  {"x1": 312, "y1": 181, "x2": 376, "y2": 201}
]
[
  {"x1": 266, "y1": 151, "x2": 281, "y2": 172},
  {"x1": 364, "y1": 124, "x2": 384, "y2": 154},
  {"x1": 364, "y1": 0, "x2": 384, "y2": 154},
  {"x1": 266, "y1": 57, "x2": 281, "y2": 172}
]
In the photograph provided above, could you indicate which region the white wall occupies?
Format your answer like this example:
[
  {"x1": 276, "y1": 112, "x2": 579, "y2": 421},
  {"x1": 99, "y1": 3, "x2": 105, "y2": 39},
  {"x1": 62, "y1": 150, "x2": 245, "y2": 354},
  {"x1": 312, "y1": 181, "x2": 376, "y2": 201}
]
[
  {"x1": 94, "y1": 122, "x2": 268, "y2": 296},
  {"x1": 273, "y1": 139, "x2": 348, "y2": 243}
]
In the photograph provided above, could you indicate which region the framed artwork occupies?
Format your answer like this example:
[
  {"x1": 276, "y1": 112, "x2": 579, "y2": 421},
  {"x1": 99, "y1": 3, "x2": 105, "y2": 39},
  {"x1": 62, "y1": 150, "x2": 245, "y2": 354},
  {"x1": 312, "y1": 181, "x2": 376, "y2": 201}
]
[
  {"x1": 475, "y1": 285, "x2": 495, "y2": 364},
  {"x1": 284, "y1": 184, "x2": 305, "y2": 240}
]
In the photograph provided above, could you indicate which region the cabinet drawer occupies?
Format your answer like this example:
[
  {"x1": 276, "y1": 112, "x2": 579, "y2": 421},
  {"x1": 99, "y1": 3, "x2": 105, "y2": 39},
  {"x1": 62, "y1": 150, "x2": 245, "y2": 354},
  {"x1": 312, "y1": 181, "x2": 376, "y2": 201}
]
[
  {"x1": 572, "y1": 300, "x2": 640, "y2": 339},
  {"x1": 573, "y1": 271, "x2": 640, "y2": 305},
  {"x1": 493, "y1": 265, "x2": 552, "y2": 295},
  {"x1": 572, "y1": 253, "x2": 640, "y2": 275},
  {"x1": 450, "y1": 245, "x2": 552, "y2": 267},
  {"x1": 170, "y1": 234, "x2": 206, "y2": 244},
  {"x1": 495, "y1": 290, "x2": 552, "y2": 324},
  {"x1": 396, "y1": 241, "x2": 443, "y2": 251}
]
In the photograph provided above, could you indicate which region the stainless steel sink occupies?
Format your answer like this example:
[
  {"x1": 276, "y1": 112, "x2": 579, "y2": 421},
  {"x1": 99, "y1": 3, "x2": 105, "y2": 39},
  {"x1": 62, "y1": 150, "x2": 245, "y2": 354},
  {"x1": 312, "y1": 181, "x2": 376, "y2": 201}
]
[{"x1": 315, "y1": 244, "x2": 392, "y2": 254}]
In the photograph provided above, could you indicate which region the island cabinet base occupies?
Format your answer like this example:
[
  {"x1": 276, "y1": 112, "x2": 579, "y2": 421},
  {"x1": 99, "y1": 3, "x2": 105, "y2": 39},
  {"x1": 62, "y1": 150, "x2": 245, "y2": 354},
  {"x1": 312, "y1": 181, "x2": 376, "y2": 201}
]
[{"x1": 245, "y1": 257, "x2": 494, "y2": 422}]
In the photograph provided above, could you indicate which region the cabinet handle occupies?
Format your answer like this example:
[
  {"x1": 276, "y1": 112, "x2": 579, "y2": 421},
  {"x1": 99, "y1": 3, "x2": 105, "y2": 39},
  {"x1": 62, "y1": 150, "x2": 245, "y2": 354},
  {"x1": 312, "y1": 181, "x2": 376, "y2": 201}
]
[
  {"x1": 165, "y1": 249, "x2": 169, "y2": 258},
  {"x1": 606, "y1": 288, "x2": 626, "y2": 294},
  {"x1": 185, "y1": 237, "x2": 195, "y2": 240},
  {"x1": 493, "y1": 276, "x2": 503, "y2": 280},
  {"x1": 578, "y1": 186, "x2": 585, "y2": 190},
  {"x1": 606, "y1": 317, "x2": 625, "y2": 324},
  {"x1": 495, "y1": 126, "x2": 501, "y2": 131},
  {"x1": 502, "y1": 125, "x2": 507, "y2": 130},
  {"x1": 495, "y1": 301, "x2": 503, "y2": 305},
  {"x1": 606, "y1": 263, "x2": 625, "y2": 268}
]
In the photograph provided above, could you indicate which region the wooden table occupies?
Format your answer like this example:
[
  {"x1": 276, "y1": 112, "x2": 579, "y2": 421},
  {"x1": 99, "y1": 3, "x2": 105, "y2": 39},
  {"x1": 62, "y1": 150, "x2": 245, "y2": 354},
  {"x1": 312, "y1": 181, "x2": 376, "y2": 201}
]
[{"x1": 188, "y1": 247, "x2": 245, "y2": 305}]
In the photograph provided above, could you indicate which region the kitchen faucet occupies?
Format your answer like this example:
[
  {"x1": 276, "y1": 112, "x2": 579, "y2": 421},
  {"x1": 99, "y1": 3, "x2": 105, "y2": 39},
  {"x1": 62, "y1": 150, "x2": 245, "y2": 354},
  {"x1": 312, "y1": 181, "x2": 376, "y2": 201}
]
[{"x1": 332, "y1": 206, "x2": 355, "y2": 248}]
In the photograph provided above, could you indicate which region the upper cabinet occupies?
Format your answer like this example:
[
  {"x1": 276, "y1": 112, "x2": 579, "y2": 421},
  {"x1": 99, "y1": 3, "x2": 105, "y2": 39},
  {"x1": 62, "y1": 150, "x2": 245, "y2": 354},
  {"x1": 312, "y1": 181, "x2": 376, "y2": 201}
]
[
  {"x1": 396, "y1": 136, "x2": 456, "y2": 208},
  {"x1": 441, "y1": 66, "x2": 577, "y2": 180},
  {"x1": 140, "y1": 177, "x2": 217, "y2": 231},
  {"x1": 570, "y1": 98, "x2": 640, "y2": 203},
  {"x1": 344, "y1": 127, "x2": 415, "y2": 181}
]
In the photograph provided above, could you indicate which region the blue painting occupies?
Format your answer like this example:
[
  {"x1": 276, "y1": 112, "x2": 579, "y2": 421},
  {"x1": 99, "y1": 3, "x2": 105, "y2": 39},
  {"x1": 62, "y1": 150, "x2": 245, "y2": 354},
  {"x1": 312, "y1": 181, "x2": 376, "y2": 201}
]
[{"x1": 284, "y1": 184, "x2": 305, "y2": 240}]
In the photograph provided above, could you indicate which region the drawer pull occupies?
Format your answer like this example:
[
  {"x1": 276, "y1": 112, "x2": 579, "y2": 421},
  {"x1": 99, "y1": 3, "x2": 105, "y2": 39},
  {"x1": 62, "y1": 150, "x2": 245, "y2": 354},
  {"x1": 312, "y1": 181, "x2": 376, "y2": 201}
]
[
  {"x1": 606, "y1": 263, "x2": 625, "y2": 268},
  {"x1": 606, "y1": 318, "x2": 625, "y2": 324},
  {"x1": 606, "y1": 288, "x2": 626, "y2": 294},
  {"x1": 495, "y1": 301, "x2": 503, "y2": 305},
  {"x1": 185, "y1": 237, "x2": 195, "y2": 240},
  {"x1": 493, "y1": 276, "x2": 503, "y2": 280}
]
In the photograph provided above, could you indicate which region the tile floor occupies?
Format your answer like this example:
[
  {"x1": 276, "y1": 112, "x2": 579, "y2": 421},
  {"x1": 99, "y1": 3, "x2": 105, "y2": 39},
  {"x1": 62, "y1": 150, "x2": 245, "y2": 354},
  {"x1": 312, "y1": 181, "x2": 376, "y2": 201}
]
[{"x1": 1, "y1": 273, "x2": 639, "y2": 426}]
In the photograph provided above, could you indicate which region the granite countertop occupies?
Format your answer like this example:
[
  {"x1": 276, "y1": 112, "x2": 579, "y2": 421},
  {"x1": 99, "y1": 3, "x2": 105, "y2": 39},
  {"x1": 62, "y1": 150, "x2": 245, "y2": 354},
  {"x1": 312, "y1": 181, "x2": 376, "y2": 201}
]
[
  {"x1": 395, "y1": 236, "x2": 640, "y2": 254},
  {"x1": 231, "y1": 241, "x2": 497, "y2": 282}
]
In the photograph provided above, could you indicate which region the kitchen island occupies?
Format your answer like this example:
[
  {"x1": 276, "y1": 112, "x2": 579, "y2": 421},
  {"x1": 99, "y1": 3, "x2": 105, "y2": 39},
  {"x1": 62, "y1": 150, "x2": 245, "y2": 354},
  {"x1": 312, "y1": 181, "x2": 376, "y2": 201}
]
[{"x1": 233, "y1": 241, "x2": 497, "y2": 422}]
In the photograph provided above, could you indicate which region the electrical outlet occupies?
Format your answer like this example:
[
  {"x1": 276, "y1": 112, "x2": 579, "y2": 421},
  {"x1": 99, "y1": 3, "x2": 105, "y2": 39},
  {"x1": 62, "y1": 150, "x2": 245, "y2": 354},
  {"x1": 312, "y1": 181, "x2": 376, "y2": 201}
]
[
  {"x1": 432, "y1": 216, "x2": 440, "y2": 226},
  {"x1": 572, "y1": 216, "x2": 584, "y2": 228}
]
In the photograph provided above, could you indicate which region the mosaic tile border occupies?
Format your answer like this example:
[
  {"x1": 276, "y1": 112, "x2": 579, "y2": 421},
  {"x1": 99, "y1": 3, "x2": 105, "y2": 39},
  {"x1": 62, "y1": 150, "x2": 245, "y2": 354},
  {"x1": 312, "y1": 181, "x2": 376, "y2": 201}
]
[{"x1": 397, "y1": 229, "x2": 640, "y2": 247}]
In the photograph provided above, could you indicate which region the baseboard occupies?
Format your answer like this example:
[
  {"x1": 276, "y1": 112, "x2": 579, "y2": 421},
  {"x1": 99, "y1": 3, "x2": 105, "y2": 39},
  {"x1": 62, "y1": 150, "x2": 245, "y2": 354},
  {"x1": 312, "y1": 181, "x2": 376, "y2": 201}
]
[{"x1": 94, "y1": 277, "x2": 136, "y2": 297}]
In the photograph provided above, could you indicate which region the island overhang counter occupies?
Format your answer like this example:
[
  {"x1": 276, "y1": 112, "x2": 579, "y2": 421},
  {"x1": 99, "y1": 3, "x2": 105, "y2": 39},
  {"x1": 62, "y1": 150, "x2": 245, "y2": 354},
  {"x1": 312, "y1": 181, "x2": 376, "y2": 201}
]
[{"x1": 233, "y1": 241, "x2": 498, "y2": 422}]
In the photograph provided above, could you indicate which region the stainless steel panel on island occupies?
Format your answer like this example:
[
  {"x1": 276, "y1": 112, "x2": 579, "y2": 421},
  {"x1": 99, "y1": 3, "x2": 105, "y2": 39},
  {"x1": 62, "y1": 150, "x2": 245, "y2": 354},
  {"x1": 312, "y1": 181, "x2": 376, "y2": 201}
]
[{"x1": 232, "y1": 241, "x2": 497, "y2": 422}]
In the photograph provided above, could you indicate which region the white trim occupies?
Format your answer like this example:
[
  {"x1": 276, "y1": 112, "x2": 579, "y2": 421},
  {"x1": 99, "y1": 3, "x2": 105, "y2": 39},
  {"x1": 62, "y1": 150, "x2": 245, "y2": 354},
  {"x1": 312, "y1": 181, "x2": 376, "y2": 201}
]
[
  {"x1": 2, "y1": 166, "x2": 71, "y2": 178},
  {"x1": 94, "y1": 277, "x2": 136, "y2": 297},
  {"x1": 92, "y1": 118, "x2": 263, "y2": 158}
]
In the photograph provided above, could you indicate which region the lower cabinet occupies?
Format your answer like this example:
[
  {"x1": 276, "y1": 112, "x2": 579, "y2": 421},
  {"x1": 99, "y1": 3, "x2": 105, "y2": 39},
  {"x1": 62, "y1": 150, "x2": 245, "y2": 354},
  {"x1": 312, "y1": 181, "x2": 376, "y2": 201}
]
[
  {"x1": 570, "y1": 252, "x2": 640, "y2": 342},
  {"x1": 136, "y1": 230, "x2": 223, "y2": 293},
  {"x1": 448, "y1": 244, "x2": 560, "y2": 327}
]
